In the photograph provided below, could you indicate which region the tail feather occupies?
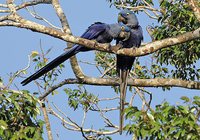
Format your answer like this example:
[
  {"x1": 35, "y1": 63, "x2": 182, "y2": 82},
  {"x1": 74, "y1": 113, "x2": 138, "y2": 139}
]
[
  {"x1": 21, "y1": 45, "x2": 81, "y2": 86},
  {"x1": 119, "y1": 69, "x2": 129, "y2": 135}
]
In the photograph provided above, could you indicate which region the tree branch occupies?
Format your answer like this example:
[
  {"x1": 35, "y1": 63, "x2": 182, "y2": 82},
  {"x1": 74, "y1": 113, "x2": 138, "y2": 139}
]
[
  {"x1": 0, "y1": 14, "x2": 199, "y2": 58},
  {"x1": 50, "y1": 102, "x2": 119, "y2": 136},
  {"x1": 39, "y1": 101, "x2": 53, "y2": 140},
  {"x1": 118, "y1": 27, "x2": 200, "y2": 57},
  {"x1": 39, "y1": 78, "x2": 200, "y2": 100},
  {"x1": 0, "y1": 0, "x2": 51, "y2": 13},
  {"x1": 51, "y1": 0, "x2": 85, "y2": 79}
]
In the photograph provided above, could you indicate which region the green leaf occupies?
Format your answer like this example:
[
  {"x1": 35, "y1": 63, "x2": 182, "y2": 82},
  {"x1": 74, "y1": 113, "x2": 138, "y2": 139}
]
[
  {"x1": 0, "y1": 120, "x2": 8, "y2": 130},
  {"x1": 193, "y1": 96, "x2": 200, "y2": 101},
  {"x1": 180, "y1": 96, "x2": 190, "y2": 103},
  {"x1": 178, "y1": 105, "x2": 189, "y2": 114}
]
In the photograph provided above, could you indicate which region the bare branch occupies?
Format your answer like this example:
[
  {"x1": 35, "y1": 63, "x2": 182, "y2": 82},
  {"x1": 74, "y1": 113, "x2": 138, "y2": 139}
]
[
  {"x1": 81, "y1": 128, "x2": 119, "y2": 135},
  {"x1": 135, "y1": 87, "x2": 150, "y2": 110},
  {"x1": 0, "y1": 0, "x2": 51, "y2": 13},
  {"x1": 50, "y1": 103, "x2": 79, "y2": 129},
  {"x1": 117, "y1": 27, "x2": 200, "y2": 57},
  {"x1": 24, "y1": 5, "x2": 61, "y2": 30},
  {"x1": 114, "y1": 2, "x2": 160, "y2": 19},
  {"x1": 39, "y1": 78, "x2": 200, "y2": 100},
  {"x1": 39, "y1": 101, "x2": 53, "y2": 140},
  {"x1": 0, "y1": 4, "x2": 8, "y2": 8},
  {"x1": 6, "y1": 54, "x2": 31, "y2": 88},
  {"x1": 6, "y1": 0, "x2": 16, "y2": 13},
  {"x1": 116, "y1": 4, "x2": 160, "y2": 12},
  {"x1": 129, "y1": 92, "x2": 136, "y2": 106},
  {"x1": 98, "y1": 96, "x2": 119, "y2": 102},
  {"x1": 50, "y1": 101, "x2": 119, "y2": 135},
  {"x1": 51, "y1": 0, "x2": 70, "y2": 33},
  {"x1": 94, "y1": 103, "x2": 117, "y2": 128},
  {"x1": 0, "y1": 14, "x2": 199, "y2": 59},
  {"x1": 90, "y1": 107, "x2": 118, "y2": 112},
  {"x1": 51, "y1": 0, "x2": 85, "y2": 79},
  {"x1": 137, "y1": 87, "x2": 153, "y2": 110}
]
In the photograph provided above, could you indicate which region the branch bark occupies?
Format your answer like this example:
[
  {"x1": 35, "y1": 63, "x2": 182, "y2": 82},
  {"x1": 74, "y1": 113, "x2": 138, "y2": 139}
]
[
  {"x1": 1, "y1": 14, "x2": 199, "y2": 58},
  {"x1": 39, "y1": 101, "x2": 53, "y2": 140},
  {"x1": 39, "y1": 78, "x2": 200, "y2": 100},
  {"x1": 51, "y1": 0, "x2": 85, "y2": 79}
]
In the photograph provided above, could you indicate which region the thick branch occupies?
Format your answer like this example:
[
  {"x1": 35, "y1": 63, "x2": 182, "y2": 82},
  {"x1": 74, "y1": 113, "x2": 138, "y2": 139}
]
[
  {"x1": 51, "y1": 0, "x2": 85, "y2": 79},
  {"x1": 39, "y1": 78, "x2": 200, "y2": 100},
  {"x1": 1, "y1": 14, "x2": 199, "y2": 58},
  {"x1": 51, "y1": 0, "x2": 70, "y2": 33},
  {"x1": 16, "y1": 0, "x2": 52, "y2": 11},
  {"x1": 118, "y1": 27, "x2": 200, "y2": 57},
  {"x1": 0, "y1": 0, "x2": 51, "y2": 13}
]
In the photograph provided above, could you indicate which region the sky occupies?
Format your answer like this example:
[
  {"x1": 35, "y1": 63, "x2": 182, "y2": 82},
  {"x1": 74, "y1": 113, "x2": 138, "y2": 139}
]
[{"x1": 1, "y1": 0, "x2": 200, "y2": 140}]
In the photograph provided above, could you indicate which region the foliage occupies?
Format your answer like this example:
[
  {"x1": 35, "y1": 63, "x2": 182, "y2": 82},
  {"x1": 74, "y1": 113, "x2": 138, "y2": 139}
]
[
  {"x1": 106, "y1": 0, "x2": 200, "y2": 81},
  {"x1": 69, "y1": 0, "x2": 200, "y2": 139},
  {"x1": 64, "y1": 85, "x2": 98, "y2": 111},
  {"x1": 125, "y1": 96, "x2": 200, "y2": 139},
  {"x1": 153, "y1": 0, "x2": 200, "y2": 81},
  {"x1": 107, "y1": 0, "x2": 153, "y2": 8},
  {"x1": 0, "y1": 89, "x2": 43, "y2": 140},
  {"x1": 95, "y1": 51, "x2": 117, "y2": 77},
  {"x1": 31, "y1": 49, "x2": 65, "y2": 88}
]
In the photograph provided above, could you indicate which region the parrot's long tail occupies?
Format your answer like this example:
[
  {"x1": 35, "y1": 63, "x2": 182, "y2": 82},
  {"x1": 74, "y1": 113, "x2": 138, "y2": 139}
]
[
  {"x1": 119, "y1": 69, "x2": 129, "y2": 135},
  {"x1": 21, "y1": 45, "x2": 82, "y2": 86}
]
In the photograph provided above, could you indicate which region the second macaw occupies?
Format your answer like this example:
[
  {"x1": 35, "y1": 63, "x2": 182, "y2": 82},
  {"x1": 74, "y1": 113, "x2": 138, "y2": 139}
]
[{"x1": 117, "y1": 9, "x2": 143, "y2": 134}]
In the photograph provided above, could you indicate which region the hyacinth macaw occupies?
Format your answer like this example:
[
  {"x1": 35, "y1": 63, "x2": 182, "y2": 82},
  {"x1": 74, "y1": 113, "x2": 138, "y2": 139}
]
[
  {"x1": 117, "y1": 9, "x2": 143, "y2": 134},
  {"x1": 21, "y1": 22, "x2": 131, "y2": 86}
]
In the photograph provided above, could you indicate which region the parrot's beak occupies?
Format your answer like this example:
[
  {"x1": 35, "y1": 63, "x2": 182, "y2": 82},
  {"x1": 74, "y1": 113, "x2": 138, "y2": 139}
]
[{"x1": 118, "y1": 14, "x2": 127, "y2": 24}]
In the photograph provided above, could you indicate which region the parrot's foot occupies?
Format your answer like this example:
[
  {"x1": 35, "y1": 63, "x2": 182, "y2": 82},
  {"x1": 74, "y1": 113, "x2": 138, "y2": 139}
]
[
  {"x1": 110, "y1": 43, "x2": 123, "y2": 51},
  {"x1": 116, "y1": 43, "x2": 123, "y2": 49}
]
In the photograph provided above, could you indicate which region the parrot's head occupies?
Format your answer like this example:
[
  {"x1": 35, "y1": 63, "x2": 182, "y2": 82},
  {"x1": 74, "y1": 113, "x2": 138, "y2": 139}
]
[
  {"x1": 109, "y1": 23, "x2": 130, "y2": 41},
  {"x1": 118, "y1": 9, "x2": 139, "y2": 27}
]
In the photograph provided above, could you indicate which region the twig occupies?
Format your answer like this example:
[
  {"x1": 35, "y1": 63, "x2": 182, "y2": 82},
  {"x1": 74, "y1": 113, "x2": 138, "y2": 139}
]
[
  {"x1": 90, "y1": 107, "x2": 118, "y2": 112},
  {"x1": 137, "y1": 87, "x2": 153, "y2": 111},
  {"x1": 23, "y1": 3, "x2": 62, "y2": 30},
  {"x1": 129, "y1": 92, "x2": 136, "y2": 106},
  {"x1": 51, "y1": 102, "x2": 79, "y2": 128},
  {"x1": 7, "y1": 54, "x2": 31, "y2": 88},
  {"x1": 39, "y1": 101, "x2": 53, "y2": 140},
  {"x1": 81, "y1": 110, "x2": 87, "y2": 128},
  {"x1": 100, "y1": 63, "x2": 116, "y2": 78},
  {"x1": 0, "y1": 0, "x2": 51, "y2": 13},
  {"x1": 0, "y1": 4, "x2": 8, "y2": 8},
  {"x1": 51, "y1": 100, "x2": 118, "y2": 136},
  {"x1": 95, "y1": 104, "x2": 117, "y2": 128},
  {"x1": 98, "y1": 96, "x2": 119, "y2": 102}
]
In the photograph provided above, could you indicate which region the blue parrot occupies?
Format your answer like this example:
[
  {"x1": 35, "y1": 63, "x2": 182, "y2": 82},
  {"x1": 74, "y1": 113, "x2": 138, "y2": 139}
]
[
  {"x1": 117, "y1": 9, "x2": 143, "y2": 134},
  {"x1": 21, "y1": 22, "x2": 131, "y2": 86}
]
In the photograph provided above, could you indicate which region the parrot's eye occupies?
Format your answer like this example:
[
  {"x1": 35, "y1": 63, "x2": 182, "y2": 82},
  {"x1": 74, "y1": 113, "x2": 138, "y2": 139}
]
[
  {"x1": 121, "y1": 26, "x2": 125, "y2": 31},
  {"x1": 126, "y1": 13, "x2": 130, "y2": 15}
]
